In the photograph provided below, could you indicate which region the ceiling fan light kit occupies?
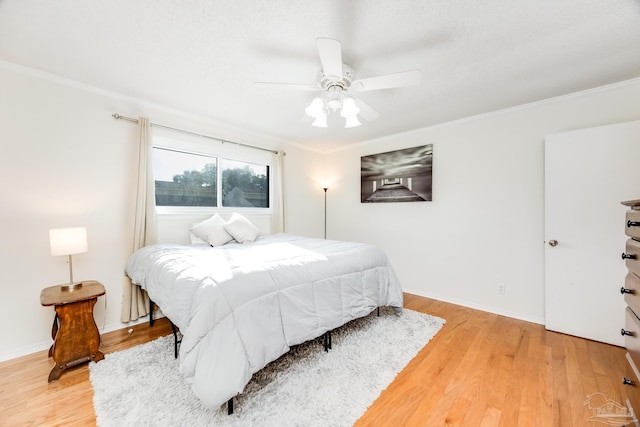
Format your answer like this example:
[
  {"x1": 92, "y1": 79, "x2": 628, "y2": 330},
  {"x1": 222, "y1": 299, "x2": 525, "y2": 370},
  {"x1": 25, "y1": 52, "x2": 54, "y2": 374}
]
[
  {"x1": 305, "y1": 97, "x2": 325, "y2": 118},
  {"x1": 306, "y1": 93, "x2": 361, "y2": 128},
  {"x1": 340, "y1": 97, "x2": 359, "y2": 116},
  {"x1": 311, "y1": 115, "x2": 328, "y2": 128},
  {"x1": 344, "y1": 115, "x2": 361, "y2": 129},
  {"x1": 255, "y1": 38, "x2": 421, "y2": 129}
]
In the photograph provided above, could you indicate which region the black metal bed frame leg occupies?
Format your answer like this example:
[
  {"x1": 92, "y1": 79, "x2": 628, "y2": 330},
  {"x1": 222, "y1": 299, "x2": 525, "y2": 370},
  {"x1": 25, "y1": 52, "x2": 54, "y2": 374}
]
[
  {"x1": 149, "y1": 299, "x2": 155, "y2": 326},
  {"x1": 377, "y1": 307, "x2": 380, "y2": 317},
  {"x1": 149, "y1": 299, "x2": 182, "y2": 359},
  {"x1": 169, "y1": 322, "x2": 182, "y2": 359},
  {"x1": 324, "y1": 331, "x2": 332, "y2": 352},
  {"x1": 228, "y1": 398, "x2": 234, "y2": 415}
]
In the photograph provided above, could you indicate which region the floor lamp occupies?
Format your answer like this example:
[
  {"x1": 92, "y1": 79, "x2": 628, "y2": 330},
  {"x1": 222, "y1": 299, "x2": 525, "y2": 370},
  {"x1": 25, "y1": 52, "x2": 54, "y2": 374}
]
[{"x1": 323, "y1": 187, "x2": 328, "y2": 239}]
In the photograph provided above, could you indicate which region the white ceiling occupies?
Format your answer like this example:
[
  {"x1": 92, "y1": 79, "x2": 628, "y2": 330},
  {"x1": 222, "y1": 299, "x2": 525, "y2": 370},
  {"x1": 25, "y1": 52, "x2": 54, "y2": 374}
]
[{"x1": 1, "y1": 0, "x2": 639, "y2": 152}]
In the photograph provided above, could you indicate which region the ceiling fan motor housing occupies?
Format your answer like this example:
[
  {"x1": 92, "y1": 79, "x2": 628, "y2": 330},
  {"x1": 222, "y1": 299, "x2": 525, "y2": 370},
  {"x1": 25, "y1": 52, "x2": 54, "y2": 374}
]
[
  {"x1": 318, "y1": 64, "x2": 354, "y2": 110},
  {"x1": 318, "y1": 64, "x2": 354, "y2": 91}
]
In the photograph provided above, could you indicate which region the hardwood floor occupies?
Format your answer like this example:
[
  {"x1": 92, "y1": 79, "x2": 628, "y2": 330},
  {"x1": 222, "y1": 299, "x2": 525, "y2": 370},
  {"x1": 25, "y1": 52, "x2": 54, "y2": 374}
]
[
  {"x1": 0, "y1": 294, "x2": 627, "y2": 426},
  {"x1": 357, "y1": 294, "x2": 627, "y2": 427},
  {"x1": 0, "y1": 317, "x2": 174, "y2": 427}
]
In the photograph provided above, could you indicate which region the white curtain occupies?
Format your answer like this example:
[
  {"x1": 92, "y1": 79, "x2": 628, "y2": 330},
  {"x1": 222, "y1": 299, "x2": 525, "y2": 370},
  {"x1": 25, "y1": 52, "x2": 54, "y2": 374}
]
[
  {"x1": 120, "y1": 117, "x2": 157, "y2": 322},
  {"x1": 270, "y1": 151, "x2": 285, "y2": 233}
]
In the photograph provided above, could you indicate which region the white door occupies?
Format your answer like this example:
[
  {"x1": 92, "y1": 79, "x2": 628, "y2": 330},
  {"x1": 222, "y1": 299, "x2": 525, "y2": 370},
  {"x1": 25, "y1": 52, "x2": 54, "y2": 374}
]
[{"x1": 545, "y1": 120, "x2": 640, "y2": 346}]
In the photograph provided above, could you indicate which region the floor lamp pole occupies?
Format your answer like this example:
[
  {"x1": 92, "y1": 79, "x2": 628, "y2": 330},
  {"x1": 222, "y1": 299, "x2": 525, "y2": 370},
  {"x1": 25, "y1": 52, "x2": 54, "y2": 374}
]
[{"x1": 323, "y1": 187, "x2": 328, "y2": 239}]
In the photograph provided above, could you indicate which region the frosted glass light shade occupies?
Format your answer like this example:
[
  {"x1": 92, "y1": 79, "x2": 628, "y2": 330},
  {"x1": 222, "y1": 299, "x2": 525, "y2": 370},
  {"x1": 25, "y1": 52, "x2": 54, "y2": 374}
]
[
  {"x1": 327, "y1": 98, "x2": 341, "y2": 111},
  {"x1": 340, "y1": 97, "x2": 359, "y2": 117},
  {"x1": 305, "y1": 97, "x2": 325, "y2": 118},
  {"x1": 312, "y1": 115, "x2": 328, "y2": 128},
  {"x1": 344, "y1": 115, "x2": 361, "y2": 128},
  {"x1": 49, "y1": 227, "x2": 88, "y2": 256}
]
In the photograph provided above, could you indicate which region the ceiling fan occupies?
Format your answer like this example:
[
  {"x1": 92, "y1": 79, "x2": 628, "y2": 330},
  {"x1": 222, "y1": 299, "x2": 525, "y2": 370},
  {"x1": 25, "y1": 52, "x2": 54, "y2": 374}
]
[{"x1": 254, "y1": 38, "x2": 422, "y2": 128}]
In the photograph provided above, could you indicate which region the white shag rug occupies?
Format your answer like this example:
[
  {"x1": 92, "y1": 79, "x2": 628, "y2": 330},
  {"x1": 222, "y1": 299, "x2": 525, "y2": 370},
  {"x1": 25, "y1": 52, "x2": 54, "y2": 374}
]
[{"x1": 90, "y1": 308, "x2": 445, "y2": 427}]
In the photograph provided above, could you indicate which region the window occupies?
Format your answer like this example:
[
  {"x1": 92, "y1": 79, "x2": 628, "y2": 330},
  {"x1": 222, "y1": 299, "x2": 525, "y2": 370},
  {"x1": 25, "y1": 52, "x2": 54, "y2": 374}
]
[
  {"x1": 153, "y1": 148, "x2": 217, "y2": 207},
  {"x1": 221, "y1": 159, "x2": 269, "y2": 208},
  {"x1": 152, "y1": 138, "x2": 271, "y2": 211}
]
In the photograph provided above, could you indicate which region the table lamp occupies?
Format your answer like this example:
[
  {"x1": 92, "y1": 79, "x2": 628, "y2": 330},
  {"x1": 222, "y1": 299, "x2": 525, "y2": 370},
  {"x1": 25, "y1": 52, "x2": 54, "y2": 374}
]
[{"x1": 49, "y1": 227, "x2": 88, "y2": 291}]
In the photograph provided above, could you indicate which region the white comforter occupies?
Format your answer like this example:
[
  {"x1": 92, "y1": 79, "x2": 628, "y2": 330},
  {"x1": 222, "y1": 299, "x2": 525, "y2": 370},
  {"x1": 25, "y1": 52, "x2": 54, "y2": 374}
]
[{"x1": 125, "y1": 233, "x2": 403, "y2": 409}]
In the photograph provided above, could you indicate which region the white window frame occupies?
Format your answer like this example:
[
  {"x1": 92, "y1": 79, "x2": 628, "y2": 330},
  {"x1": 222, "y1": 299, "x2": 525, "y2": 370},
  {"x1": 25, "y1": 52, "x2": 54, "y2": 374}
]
[{"x1": 152, "y1": 130, "x2": 272, "y2": 217}]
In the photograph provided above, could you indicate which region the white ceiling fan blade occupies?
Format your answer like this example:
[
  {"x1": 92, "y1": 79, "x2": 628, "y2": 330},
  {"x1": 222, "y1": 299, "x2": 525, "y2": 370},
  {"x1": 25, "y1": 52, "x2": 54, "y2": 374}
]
[
  {"x1": 253, "y1": 82, "x2": 319, "y2": 91},
  {"x1": 351, "y1": 70, "x2": 421, "y2": 92},
  {"x1": 353, "y1": 97, "x2": 380, "y2": 122},
  {"x1": 317, "y1": 38, "x2": 343, "y2": 79}
]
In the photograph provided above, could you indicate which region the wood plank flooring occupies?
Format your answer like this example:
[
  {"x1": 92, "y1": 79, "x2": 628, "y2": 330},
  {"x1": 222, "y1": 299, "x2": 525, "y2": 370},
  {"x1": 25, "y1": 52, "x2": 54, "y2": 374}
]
[
  {"x1": 0, "y1": 294, "x2": 628, "y2": 426},
  {"x1": 356, "y1": 294, "x2": 627, "y2": 427}
]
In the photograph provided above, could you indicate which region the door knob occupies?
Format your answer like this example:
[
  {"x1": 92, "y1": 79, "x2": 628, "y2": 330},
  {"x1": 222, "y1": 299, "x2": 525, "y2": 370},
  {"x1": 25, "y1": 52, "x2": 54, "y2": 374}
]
[{"x1": 548, "y1": 240, "x2": 558, "y2": 247}]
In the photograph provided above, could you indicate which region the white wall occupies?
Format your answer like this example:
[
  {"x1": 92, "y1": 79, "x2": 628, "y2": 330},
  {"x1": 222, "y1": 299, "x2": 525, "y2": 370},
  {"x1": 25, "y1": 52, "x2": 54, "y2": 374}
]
[
  {"x1": 281, "y1": 147, "x2": 331, "y2": 238},
  {"x1": 325, "y1": 79, "x2": 640, "y2": 324},
  {"x1": 0, "y1": 63, "x2": 319, "y2": 361},
  {"x1": 3, "y1": 57, "x2": 640, "y2": 361}
]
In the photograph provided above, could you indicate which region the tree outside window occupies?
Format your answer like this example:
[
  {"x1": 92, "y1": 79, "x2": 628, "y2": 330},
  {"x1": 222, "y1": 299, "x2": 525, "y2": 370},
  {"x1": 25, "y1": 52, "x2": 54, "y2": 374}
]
[{"x1": 153, "y1": 148, "x2": 269, "y2": 208}]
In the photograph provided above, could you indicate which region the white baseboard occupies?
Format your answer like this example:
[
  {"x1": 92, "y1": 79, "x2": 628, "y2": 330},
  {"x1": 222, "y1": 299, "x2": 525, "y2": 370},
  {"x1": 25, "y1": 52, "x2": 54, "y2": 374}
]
[
  {"x1": 404, "y1": 288, "x2": 545, "y2": 326},
  {"x1": 0, "y1": 314, "x2": 161, "y2": 363},
  {"x1": 0, "y1": 340, "x2": 54, "y2": 363}
]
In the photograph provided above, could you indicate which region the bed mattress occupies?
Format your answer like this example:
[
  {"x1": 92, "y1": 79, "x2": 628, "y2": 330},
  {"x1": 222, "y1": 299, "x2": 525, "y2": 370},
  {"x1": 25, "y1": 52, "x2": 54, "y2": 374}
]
[{"x1": 125, "y1": 233, "x2": 403, "y2": 409}]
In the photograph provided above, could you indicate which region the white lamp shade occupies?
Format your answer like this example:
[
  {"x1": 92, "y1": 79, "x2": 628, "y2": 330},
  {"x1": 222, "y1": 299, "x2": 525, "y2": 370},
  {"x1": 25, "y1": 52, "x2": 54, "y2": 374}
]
[
  {"x1": 305, "y1": 97, "x2": 325, "y2": 118},
  {"x1": 49, "y1": 227, "x2": 88, "y2": 256},
  {"x1": 311, "y1": 115, "x2": 328, "y2": 128},
  {"x1": 344, "y1": 115, "x2": 361, "y2": 128},
  {"x1": 340, "y1": 97, "x2": 359, "y2": 117},
  {"x1": 327, "y1": 98, "x2": 341, "y2": 112}
]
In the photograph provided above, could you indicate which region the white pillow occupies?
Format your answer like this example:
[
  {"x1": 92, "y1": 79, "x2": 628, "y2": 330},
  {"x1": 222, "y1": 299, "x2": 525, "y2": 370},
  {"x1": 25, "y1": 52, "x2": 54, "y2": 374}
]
[
  {"x1": 224, "y1": 213, "x2": 260, "y2": 244},
  {"x1": 188, "y1": 231, "x2": 209, "y2": 245},
  {"x1": 189, "y1": 214, "x2": 234, "y2": 247}
]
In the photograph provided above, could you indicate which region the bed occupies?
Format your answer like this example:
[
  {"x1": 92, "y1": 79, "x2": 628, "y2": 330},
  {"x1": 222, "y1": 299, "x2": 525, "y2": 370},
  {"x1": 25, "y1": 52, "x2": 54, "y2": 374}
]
[{"x1": 125, "y1": 231, "x2": 404, "y2": 411}]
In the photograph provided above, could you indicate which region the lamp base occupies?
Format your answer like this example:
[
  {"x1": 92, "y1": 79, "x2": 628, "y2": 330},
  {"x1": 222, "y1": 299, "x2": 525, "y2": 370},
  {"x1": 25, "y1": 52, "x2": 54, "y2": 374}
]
[{"x1": 61, "y1": 282, "x2": 83, "y2": 292}]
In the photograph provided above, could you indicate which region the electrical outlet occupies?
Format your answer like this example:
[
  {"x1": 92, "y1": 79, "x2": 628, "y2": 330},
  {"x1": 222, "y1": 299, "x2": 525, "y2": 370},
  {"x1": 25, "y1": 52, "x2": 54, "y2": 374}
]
[{"x1": 497, "y1": 283, "x2": 505, "y2": 295}]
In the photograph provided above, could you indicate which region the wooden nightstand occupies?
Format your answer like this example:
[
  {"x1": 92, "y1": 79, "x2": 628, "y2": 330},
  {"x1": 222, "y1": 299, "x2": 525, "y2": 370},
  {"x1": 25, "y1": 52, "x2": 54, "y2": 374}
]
[{"x1": 40, "y1": 280, "x2": 105, "y2": 382}]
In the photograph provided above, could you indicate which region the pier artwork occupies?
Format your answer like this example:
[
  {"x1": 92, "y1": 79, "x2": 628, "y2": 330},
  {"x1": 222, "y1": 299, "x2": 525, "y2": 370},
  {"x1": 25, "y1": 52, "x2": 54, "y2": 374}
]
[{"x1": 361, "y1": 144, "x2": 433, "y2": 203}]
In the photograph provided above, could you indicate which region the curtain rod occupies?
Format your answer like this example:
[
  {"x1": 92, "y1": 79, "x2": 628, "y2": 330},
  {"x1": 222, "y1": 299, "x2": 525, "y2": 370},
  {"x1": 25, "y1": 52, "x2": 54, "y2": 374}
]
[{"x1": 112, "y1": 113, "x2": 280, "y2": 155}]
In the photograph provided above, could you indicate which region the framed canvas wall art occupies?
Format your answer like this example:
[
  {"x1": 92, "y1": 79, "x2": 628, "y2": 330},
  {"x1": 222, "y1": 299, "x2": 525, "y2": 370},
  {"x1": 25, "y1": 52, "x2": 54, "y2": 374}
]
[{"x1": 360, "y1": 144, "x2": 433, "y2": 203}]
